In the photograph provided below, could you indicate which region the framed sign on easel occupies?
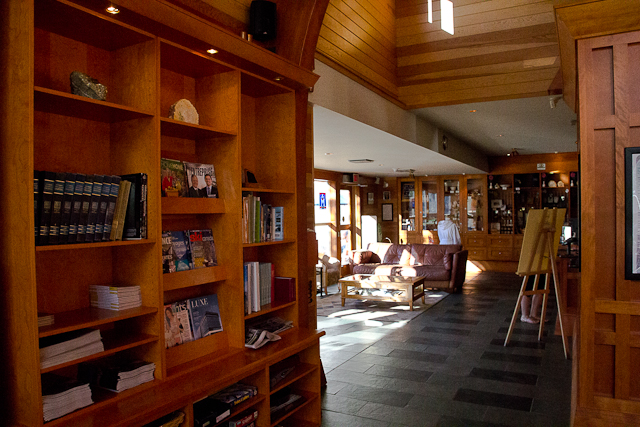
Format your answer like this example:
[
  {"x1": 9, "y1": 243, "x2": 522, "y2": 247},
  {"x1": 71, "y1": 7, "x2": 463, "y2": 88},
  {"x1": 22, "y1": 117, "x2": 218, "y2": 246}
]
[{"x1": 504, "y1": 208, "x2": 569, "y2": 358}]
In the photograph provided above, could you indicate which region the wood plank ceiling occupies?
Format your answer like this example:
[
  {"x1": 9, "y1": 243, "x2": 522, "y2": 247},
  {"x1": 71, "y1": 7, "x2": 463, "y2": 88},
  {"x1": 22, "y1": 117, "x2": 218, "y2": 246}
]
[
  {"x1": 316, "y1": 0, "x2": 561, "y2": 109},
  {"x1": 178, "y1": 0, "x2": 561, "y2": 109}
]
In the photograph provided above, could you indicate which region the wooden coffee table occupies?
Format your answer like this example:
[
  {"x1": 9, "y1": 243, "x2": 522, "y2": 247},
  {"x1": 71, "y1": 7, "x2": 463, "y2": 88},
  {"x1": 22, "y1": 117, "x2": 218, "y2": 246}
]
[{"x1": 338, "y1": 274, "x2": 426, "y2": 311}]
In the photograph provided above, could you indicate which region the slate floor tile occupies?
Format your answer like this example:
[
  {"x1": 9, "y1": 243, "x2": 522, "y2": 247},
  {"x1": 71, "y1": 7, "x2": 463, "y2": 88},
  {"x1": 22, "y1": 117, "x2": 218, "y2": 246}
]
[
  {"x1": 468, "y1": 367, "x2": 538, "y2": 385},
  {"x1": 481, "y1": 351, "x2": 542, "y2": 365},
  {"x1": 336, "y1": 383, "x2": 414, "y2": 407},
  {"x1": 364, "y1": 364, "x2": 433, "y2": 382},
  {"x1": 387, "y1": 349, "x2": 449, "y2": 363},
  {"x1": 453, "y1": 388, "x2": 533, "y2": 412}
]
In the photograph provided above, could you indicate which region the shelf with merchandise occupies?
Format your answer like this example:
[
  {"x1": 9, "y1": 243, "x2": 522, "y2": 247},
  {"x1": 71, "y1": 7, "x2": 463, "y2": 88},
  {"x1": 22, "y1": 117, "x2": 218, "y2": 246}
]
[
  {"x1": 36, "y1": 239, "x2": 153, "y2": 251},
  {"x1": 163, "y1": 265, "x2": 228, "y2": 291},
  {"x1": 161, "y1": 197, "x2": 226, "y2": 215},
  {"x1": 242, "y1": 239, "x2": 295, "y2": 248},
  {"x1": 270, "y1": 390, "x2": 318, "y2": 427},
  {"x1": 245, "y1": 301, "x2": 297, "y2": 320}
]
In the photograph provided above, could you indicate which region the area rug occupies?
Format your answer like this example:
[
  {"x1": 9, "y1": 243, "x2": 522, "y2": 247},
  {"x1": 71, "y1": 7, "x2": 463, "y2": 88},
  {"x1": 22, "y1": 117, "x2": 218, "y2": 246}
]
[{"x1": 316, "y1": 289, "x2": 449, "y2": 323}]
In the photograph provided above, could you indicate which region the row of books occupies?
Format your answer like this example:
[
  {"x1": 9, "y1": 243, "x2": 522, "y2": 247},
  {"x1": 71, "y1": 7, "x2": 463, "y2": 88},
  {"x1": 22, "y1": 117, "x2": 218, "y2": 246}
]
[
  {"x1": 164, "y1": 294, "x2": 223, "y2": 348},
  {"x1": 39, "y1": 329, "x2": 104, "y2": 370},
  {"x1": 194, "y1": 382, "x2": 258, "y2": 427},
  {"x1": 89, "y1": 284, "x2": 142, "y2": 311},
  {"x1": 243, "y1": 263, "x2": 296, "y2": 315},
  {"x1": 242, "y1": 194, "x2": 283, "y2": 243},
  {"x1": 34, "y1": 171, "x2": 147, "y2": 245},
  {"x1": 161, "y1": 158, "x2": 218, "y2": 198},
  {"x1": 162, "y1": 229, "x2": 218, "y2": 273}
]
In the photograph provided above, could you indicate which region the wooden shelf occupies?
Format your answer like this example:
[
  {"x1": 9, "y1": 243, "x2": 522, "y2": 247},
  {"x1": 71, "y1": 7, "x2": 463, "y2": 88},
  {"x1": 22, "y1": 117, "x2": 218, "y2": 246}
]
[
  {"x1": 34, "y1": 87, "x2": 154, "y2": 123},
  {"x1": 163, "y1": 266, "x2": 228, "y2": 291},
  {"x1": 36, "y1": 238, "x2": 153, "y2": 252},
  {"x1": 241, "y1": 187, "x2": 295, "y2": 194},
  {"x1": 270, "y1": 391, "x2": 318, "y2": 427},
  {"x1": 41, "y1": 331, "x2": 158, "y2": 373},
  {"x1": 160, "y1": 117, "x2": 236, "y2": 139},
  {"x1": 270, "y1": 363, "x2": 317, "y2": 394},
  {"x1": 161, "y1": 197, "x2": 226, "y2": 215},
  {"x1": 38, "y1": 306, "x2": 157, "y2": 338},
  {"x1": 245, "y1": 301, "x2": 296, "y2": 320},
  {"x1": 35, "y1": 0, "x2": 154, "y2": 51},
  {"x1": 243, "y1": 239, "x2": 295, "y2": 248}
]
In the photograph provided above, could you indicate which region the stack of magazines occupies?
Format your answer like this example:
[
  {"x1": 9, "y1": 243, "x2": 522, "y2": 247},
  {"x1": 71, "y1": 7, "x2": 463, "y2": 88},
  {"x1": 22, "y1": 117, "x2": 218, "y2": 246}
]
[
  {"x1": 41, "y1": 373, "x2": 93, "y2": 422},
  {"x1": 40, "y1": 329, "x2": 104, "y2": 370},
  {"x1": 79, "y1": 359, "x2": 156, "y2": 393},
  {"x1": 89, "y1": 284, "x2": 142, "y2": 310}
]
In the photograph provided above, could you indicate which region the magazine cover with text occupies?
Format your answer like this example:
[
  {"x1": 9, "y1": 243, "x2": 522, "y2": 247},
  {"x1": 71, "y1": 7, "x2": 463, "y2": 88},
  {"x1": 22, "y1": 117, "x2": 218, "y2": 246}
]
[
  {"x1": 188, "y1": 294, "x2": 223, "y2": 340},
  {"x1": 183, "y1": 161, "x2": 217, "y2": 198}
]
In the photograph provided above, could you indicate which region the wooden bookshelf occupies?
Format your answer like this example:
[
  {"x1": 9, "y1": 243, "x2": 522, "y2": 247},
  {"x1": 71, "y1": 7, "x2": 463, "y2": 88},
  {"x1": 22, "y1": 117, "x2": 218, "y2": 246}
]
[{"x1": 1, "y1": 0, "x2": 323, "y2": 426}]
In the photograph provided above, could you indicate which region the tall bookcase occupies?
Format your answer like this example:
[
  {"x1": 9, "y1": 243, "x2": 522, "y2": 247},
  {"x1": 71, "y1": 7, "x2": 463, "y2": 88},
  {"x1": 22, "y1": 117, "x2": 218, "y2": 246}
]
[{"x1": 0, "y1": 1, "x2": 322, "y2": 426}]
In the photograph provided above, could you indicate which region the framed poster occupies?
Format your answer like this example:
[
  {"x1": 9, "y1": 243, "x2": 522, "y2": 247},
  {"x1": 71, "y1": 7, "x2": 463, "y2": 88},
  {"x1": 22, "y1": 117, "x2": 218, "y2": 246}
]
[
  {"x1": 382, "y1": 203, "x2": 393, "y2": 221},
  {"x1": 383, "y1": 191, "x2": 391, "y2": 200},
  {"x1": 625, "y1": 147, "x2": 640, "y2": 279},
  {"x1": 367, "y1": 192, "x2": 374, "y2": 205}
]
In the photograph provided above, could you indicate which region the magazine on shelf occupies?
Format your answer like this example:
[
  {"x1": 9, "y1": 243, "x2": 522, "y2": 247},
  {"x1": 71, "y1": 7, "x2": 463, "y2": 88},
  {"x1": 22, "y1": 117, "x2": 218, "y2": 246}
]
[
  {"x1": 161, "y1": 158, "x2": 187, "y2": 197},
  {"x1": 164, "y1": 300, "x2": 193, "y2": 348},
  {"x1": 170, "y1": 230, "x2": 192, "y2": 271},
  {"x1": 41, "y1": 373, "x2": 93, "y2": 422},
  {"x1": 183, "y1": 161, "x2": 217, "y2": 198},
  {"x1": 244, "y1": 328, "x2": 281, "y2": 350},
  {"x1": 188, "y1": 294, "x2": 223, "y2": 340},
  {"x1": 161, "y1": 231, "x2": 176, "y2": 273},
  {"x1": 39, "y1": 329, "x2": 104, "y2": 370},
  {"x1": 78, "y1": 358, "x2": 156, "y2": 393},
  {"x1": 187, "y1": 229, "x2": 218, "y2": 268}
]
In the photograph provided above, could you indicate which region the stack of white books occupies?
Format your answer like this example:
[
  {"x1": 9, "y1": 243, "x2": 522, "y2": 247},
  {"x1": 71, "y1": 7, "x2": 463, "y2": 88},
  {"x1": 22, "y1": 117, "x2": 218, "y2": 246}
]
[
  {"x1": 40, "y1": 329, "x2": 104, "y2": 370},
  {"x1": 110, "y1": 360, "x2": 156, "y2": 392},
  {"x1": 89, "y1": 284, "x2": 142, "y2": 310},
  {"x1": 79, "y1": 359, "x2": 156, "y2": 393},
  {"x1": 41, "y1": 373, "x2": 93, "y2": 422}
]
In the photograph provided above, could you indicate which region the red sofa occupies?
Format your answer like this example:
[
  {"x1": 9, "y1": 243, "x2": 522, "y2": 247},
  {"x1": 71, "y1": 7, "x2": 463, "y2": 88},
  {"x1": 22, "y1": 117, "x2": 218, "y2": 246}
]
[{"x1": 348, "y1": 243, "x2": 468, "y2": 293}]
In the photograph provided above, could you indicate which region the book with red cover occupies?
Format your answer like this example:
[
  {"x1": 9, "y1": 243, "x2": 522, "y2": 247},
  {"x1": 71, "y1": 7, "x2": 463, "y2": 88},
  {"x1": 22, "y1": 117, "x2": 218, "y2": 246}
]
[{"x1": 274, "y1": 277, "x2": 295, "y2": 304}]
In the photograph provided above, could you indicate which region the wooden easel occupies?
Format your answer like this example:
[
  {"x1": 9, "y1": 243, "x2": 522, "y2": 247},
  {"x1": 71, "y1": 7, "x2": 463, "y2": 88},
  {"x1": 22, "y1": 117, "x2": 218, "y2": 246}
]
[{"x1": 504, "y1": 208, "x2": 569, "y2": 358}]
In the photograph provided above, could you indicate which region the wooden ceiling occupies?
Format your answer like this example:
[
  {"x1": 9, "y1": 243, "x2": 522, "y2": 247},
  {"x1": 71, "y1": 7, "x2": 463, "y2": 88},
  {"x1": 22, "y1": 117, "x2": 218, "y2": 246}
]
[{"x1": 174, "y1": 0, "x2": 563, "y2": 109}]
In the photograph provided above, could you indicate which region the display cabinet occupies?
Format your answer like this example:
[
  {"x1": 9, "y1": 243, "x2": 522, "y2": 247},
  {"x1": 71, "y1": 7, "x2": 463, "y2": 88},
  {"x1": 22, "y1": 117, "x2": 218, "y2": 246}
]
[
  {"x1": 464, "y1": 175, "x2": 486, "y2": 233},
  {"x1": 442, "y1": 177, "x2": 461, "y2": 229},
  {"x1": 421, "y1": 178, "x2": 438, "y2": 243},
  {"x1": 513, "y1": 173, "x2": 540, "y2": 234}
]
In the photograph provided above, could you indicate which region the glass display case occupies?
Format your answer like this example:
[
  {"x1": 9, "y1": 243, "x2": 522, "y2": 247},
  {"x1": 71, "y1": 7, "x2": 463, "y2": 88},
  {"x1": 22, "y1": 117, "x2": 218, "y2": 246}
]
[
  {"x1": 488, "y1": 175, "x2": 513, "y2": 234},
  {"x1": 514, "y1": 173, "x2": 540, "y2": 234},
  {"x1": 541, "y1": 172, "x2": 570, "y2": 210},
  {"x1": 443, "y1": 178, "x2": 461, "y2": 229},
  {"x1": 421, "y1": 179, "x2": 438, "y2": 231},
  {"x1": 466, "y1": 177, "x2": 484, "y2": 232},
  {"x1": 400, "y1": 181, "x2": 416, "y2": 231}
]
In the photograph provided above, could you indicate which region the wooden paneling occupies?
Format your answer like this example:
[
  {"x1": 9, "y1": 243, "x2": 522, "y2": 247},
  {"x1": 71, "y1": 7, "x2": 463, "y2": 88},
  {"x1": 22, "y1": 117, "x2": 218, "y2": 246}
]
[
  {"x1": 489, "y1": 152, "x2": 578, "y2": 174},
  {"x1": 575, "y1": 29, "x2": 640, "y2": 425},
  {"x1": 396, "y1": 0, "x2": 560, "y2": 108},
  {"x1": 316, "y1": 0, "x2": 398, "y2": 99}
]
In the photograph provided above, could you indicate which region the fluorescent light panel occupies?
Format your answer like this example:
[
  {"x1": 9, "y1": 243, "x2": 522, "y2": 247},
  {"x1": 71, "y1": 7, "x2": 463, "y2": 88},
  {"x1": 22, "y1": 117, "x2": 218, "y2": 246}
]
[{"x1": 441, "y1": 0, "x2": 454, "y2": 35}]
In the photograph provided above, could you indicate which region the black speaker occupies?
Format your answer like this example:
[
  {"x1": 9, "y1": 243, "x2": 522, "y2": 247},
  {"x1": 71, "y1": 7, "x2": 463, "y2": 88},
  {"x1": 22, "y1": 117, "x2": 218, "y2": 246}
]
[{"x1": 249, "y1": 0, "x2": 277, "y2": 42}]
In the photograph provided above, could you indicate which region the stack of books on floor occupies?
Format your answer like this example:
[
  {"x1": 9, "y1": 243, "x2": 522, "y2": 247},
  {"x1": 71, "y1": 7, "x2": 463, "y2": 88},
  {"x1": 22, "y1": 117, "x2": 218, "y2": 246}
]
[
  {"x1": 193, "y1": 383, "x2": 258, "y2": 427},
  {"x1": 79, "y1": 358, "x2": 156, "y2": 393},
  {"x1": 38, "y1": 312, "x2": 54, "y2": 327},
  {"x1": 89, "y1": 284, "x2": 142, "y2": 311},
  {"x1": 40, "y1": 329, "x2": 104, "y2": 369},
  {"x1": 41, "y1": 373, "x2": 93, "y2": 422}
]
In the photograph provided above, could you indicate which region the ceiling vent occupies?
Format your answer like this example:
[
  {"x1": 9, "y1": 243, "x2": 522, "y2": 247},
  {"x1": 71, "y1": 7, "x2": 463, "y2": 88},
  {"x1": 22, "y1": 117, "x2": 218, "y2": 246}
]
[{"x1": 348, "y1": 159, "x2": 374, "y2": 163}]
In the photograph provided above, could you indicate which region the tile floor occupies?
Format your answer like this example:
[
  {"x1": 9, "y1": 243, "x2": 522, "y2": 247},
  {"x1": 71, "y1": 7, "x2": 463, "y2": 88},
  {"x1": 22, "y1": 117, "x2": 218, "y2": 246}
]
[{"x1": 318, "y1": 271, "x2": 572, "y2": 427}]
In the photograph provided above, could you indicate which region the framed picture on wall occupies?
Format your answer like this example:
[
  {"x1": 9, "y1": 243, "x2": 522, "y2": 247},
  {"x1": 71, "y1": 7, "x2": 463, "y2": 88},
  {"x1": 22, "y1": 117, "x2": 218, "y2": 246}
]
[
  {"x1": 382, "y1": 203, "x2": 393, "y2": 221},
  {"x1": 383, "y1": 191, "x2": 391, "y2": 201},
  {"x1": 367, "y1": 192, "x2": 374, "y2": 205},
  {"x1": 625, "y1": 147, "x2": 640, "y2": 279}
]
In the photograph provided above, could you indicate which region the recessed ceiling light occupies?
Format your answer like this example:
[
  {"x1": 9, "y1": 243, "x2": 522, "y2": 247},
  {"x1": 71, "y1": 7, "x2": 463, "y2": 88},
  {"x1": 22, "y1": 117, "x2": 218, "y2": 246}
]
[
  {"x1": 469, "y1": 110, "x2": 477, "y2": 113},
  {"x1": 274, "y1": 76, "x2": 283, "y2": 81},
  {"x1": 497, "y1": 134, "x2": 503, "y2": 137},
  {"x1": 555, "y1": 151, "x2": 558, "y2": 154},
  {"x1": 379, "y1": 164, "x2": 384, "y2": 166},
  {"x1": 324, "y1": 152, "x2": 332, "y2": 156},
  {"x1": 106, "y1": 5, "x2": 120, "y2": 14},
  {"x1": 206, "y1": 48, "x2": 218, "y2": 55},
  {"x1": 507, "y1": 153, "x2": 511, "y2": 157}
]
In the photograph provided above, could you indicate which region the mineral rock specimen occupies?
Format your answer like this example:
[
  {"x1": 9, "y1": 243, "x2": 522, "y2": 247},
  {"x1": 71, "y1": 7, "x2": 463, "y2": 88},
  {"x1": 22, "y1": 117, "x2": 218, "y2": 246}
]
[
  {"x1": 70, "y1": 71, "x2": 107, "y2": 101},
  {"x1": 168, "y1": 99, "x2": 199, "y2": 124}
]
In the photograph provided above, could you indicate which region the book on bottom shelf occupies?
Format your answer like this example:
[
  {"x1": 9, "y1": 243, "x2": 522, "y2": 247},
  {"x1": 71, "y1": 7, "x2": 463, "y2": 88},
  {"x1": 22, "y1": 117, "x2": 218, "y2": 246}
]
[
  {"x1": 164, "y1": 300, "x2": 194, "y2": 348},
  {"x1": 193, "y1": 383, "x2": 257, "y2": 427}
]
